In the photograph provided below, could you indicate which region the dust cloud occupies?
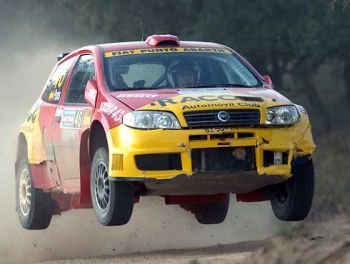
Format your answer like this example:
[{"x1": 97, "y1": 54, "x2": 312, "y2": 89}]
[{"x1": 0, "y1": 31, "x2": 279, "y2": 264}]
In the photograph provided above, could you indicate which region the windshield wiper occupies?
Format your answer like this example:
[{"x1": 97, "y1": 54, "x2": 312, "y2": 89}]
[
  {"x1": 214, "y1": 83, "x2": 257, "y2": 88},
  {"x1": 184, "y1": 83, "x2": 257, "y2": 88},
  {"x1": 111, "y1": 87, "x2": 164, "y2": 91},
  {"x1": 110, "y1": 83, "x2": 258, "y2": 91}
]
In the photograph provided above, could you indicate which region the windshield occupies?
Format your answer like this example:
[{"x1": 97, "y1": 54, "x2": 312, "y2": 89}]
[{"x1": 103, "y1": 48, "x2": 262, "y2": 91}]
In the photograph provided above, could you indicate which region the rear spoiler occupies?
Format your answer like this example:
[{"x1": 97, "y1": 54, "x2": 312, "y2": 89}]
[{"x1": 57, "y1": 52, "x2": 70, "y2": 62}]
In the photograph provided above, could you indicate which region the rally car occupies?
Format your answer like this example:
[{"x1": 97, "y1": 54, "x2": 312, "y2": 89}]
[{"x1": 15, "y1": 34, "x2": 316, "y2": 229}]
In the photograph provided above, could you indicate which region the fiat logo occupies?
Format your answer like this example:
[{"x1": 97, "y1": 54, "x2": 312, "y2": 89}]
[{"x1": 217, "y1": 111, "x2": 230, "y2": 122}]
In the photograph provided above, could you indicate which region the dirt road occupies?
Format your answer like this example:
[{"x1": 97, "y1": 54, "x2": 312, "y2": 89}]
[
  {"x1": 36, "y1": 217, "x2": 350, "y2": 264},
  {"x1": 37, "y1": 236, "x2": 350, "y2": 264},
  {"x1": 38, "y1": 241, "x2": 263, "y2": 264}
]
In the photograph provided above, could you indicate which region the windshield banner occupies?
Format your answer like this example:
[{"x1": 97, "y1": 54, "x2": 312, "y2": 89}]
[{"x1": 104, "y1": 47, "x2": 233, "y2": 58}]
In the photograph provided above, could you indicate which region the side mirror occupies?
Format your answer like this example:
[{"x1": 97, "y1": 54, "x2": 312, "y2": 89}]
[
  {"x1": 84, "y1": 80, "x2": 98, "y2": 107},
  {"x1": 262, "y1": 75, "x2": 273, "y2": 88}
]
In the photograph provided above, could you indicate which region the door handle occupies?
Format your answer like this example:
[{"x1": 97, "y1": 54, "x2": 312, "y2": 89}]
[
  {"x1": 55, "y1": 113, "x2": 61, "y2": 123},
  {"x1": 55, "y1": 108, "x2": 63, "y2": 123}
]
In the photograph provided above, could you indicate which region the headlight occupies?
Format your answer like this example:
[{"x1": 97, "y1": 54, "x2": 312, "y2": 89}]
[
  {"x1": 123, "y1": 111, "x2": 181, "y2": 129},
  {"x1": 266, "y1": 105, "x2": 300, "y2": 125}
]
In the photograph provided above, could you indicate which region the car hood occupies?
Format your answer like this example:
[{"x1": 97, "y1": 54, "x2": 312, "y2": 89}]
[{"x1": 110, "y1": 87, "x2": 291, "y2": 111}]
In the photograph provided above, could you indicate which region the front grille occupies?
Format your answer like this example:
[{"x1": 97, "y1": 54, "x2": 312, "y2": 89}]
[
  {"x1": 191, "y1": 147, "x2": 255, "y2": 173},
  {"x1": 183, "y1": 110, "x2": 260, "y2": 128}
]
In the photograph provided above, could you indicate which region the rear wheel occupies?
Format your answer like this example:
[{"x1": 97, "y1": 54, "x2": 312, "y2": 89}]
[
  {"x1": 193, "y1": 194, "x2": 230, "y2": 224},
  {"x1": 90, "y1": 147, "x2": 134, "y2": 226},
  {"x1": 15, "y1": 159, "x2": 53, "y2": 230},
  {"x1": 270, "y1": 160, "x2": 314, "y2": 221}
]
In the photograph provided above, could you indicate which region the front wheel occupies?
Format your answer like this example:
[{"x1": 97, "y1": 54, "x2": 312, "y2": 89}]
[
  {"x1": 90, "y1": 147, "x2": 134, "y2": 226},
  {"x1": 270, "y1": 160, "x2": 314, "y2": 221},
  {"x1": 15, "y1": 159, "x2": 53, "y2": 230}
]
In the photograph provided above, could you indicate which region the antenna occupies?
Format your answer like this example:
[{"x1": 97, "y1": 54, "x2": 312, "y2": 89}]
[{"x1": 139, "y1": 21, "x2": 145, "y2": 41}]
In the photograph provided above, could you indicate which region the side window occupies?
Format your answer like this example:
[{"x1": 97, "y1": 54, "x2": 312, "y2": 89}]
[
  {"x1": 42, "y1": 57, "x2": 75, "y2": 104},
  {"x1": 65, "y1": 54, "x2": 95, "y2": 104}
]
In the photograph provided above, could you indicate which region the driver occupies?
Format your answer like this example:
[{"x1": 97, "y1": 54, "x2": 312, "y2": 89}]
[{"x1": 169, "y1": 61, "x2": 199, "y2": 88}]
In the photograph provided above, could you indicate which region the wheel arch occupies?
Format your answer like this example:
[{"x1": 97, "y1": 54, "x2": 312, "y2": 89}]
[
  {"x1": 15, "y1": 133, "x2": 28, "y2": 173},
  {"x1": 78, "y1": 120, "x2": 108, "y2": 207},
  {"x1": 89, "y1": 120, "x2": 109, "y2": 159}
]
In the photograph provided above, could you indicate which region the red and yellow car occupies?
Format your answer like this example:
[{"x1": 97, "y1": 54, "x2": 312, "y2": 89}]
[{"x1": 15, "y1": 35, "x2": 316, "y2": 229}]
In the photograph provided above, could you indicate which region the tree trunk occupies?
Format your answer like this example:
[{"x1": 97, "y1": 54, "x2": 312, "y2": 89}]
[
  {"x1": 343, "y1": 52, "x2": 350, "y2": 104},
  {"x1": 270, "y1": 42, "x2": 284, "y2": 90}
]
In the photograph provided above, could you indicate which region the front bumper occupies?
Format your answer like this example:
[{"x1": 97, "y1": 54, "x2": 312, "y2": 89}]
[{"x1": 106, "y1": 115, "x2": 315, "y2": 185}]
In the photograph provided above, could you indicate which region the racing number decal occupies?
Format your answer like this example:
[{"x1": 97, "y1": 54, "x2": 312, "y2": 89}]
[
  {"x1": 61, "y1": 109, "x2": 84, "y2": 129},
  {"x1": 74, "y1": 110, "x2": 83, "y2": 128}
]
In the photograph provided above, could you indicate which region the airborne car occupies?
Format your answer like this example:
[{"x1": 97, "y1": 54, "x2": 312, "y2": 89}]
[{"x1": 16, "y1": 35, "x2": 316, "y2": 229}]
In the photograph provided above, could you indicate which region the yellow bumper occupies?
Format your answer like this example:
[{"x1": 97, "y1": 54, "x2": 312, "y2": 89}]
[{"x1": 107, "y1": 115, "x2": 315, "y2": 180}]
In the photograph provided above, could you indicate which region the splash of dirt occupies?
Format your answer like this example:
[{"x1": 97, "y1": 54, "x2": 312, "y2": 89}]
[{"x1": 250, "y1": 238, "x2": 350, "y2": 264}]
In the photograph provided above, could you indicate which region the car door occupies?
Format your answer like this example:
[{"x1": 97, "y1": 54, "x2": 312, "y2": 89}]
[
  {"x1": 39, "y1": 56, "x2": 76, "y2": 188},
  {"x1": 52, "y1": 54, "x2": 95, "y2": 193}
]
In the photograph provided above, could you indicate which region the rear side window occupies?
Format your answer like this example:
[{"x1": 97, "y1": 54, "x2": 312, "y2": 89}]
[
  {"x1": 65, "y1": 54, "x2": 95, "y2": 104},
  {"x1": 42, "y1": 57, "x2": 75, "y2": 104}
]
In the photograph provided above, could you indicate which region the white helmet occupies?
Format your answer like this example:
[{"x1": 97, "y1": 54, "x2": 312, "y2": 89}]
[{"x1": 168, "y1": 60, "x2": 200, "y2": 87}]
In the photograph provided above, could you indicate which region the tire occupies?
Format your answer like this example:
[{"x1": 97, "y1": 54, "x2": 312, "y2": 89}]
[
  {"x1": 194, "y1": 194, "x2": 230, "y2": 224},
  {"x1": 90, "y1": 147, "x2": 134, "y2": 226},
  {"x1": 15, "y1": 159, "x2": 53, "y2": 230},
  {"x1": 270, "y1": 160, "x2": 314, "y2": 221}
]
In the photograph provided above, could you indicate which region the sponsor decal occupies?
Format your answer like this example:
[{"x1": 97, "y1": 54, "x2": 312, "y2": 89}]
[
  {"x1": 151, "y1": 95, "x2": 238, "y2": 106},
  {"x1": 105, "y1": 47, "x2": 232, "y2": 58},
  {"x1": 117, "y1": 93, "x2": 158, "y2": 98},
  {"x1": 149, "y1": 95, "x2": 262, "y2": 108},
  {"x1": 100, "y1": 102, "x2": 125, "y2": 122},
  {"x1": 60, "y1": 109, "x2": 84, "y2": 129},
  {"x1": 47, "y1": 74, "x2": 67, "y2": 103},
  {"x1": 182, "y1": 102, "x2": 260, "y2": 110},
  {"x1": 26, "y1": 106, "x2": 39, "y2": 124},
  {"x1": 23, "y1": 101, "x2": 42, "y2": 133},
  {"x1": 53, "y1": 91, "x2": 61, "y2": 101},
  {"x1": 204, "y1": 128, "x2": 233, "y2": 134},
  {"x1": 234, "y1": 96, "x2": 263, "y2": 102},
  {"x1": 47, "y1": 89, "x2": 62, "y2": 103},
  {"x1": 183, "y1": 102, "x2": 236, "y2": 110}
]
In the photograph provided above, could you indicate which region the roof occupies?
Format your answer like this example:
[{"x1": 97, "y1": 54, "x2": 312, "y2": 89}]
[
  {"x1": 98, "y1": 41, "x2": 227, "y2": 52},
  {"x1": 59, "y1": 35, "x2": 232, "y2": 64}
]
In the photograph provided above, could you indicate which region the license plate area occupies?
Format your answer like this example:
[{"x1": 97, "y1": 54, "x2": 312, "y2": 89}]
[{"x1": 191, "y1": 147, "x2": 255, "y2": 173}]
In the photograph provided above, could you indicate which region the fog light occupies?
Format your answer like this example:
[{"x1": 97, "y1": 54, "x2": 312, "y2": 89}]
[
  {"x1": 274, "y1": 152, "x2": 282, "y2": 165},
  {"x1": 232, "y1": 147, "x2": 246, "y2": 160}
]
